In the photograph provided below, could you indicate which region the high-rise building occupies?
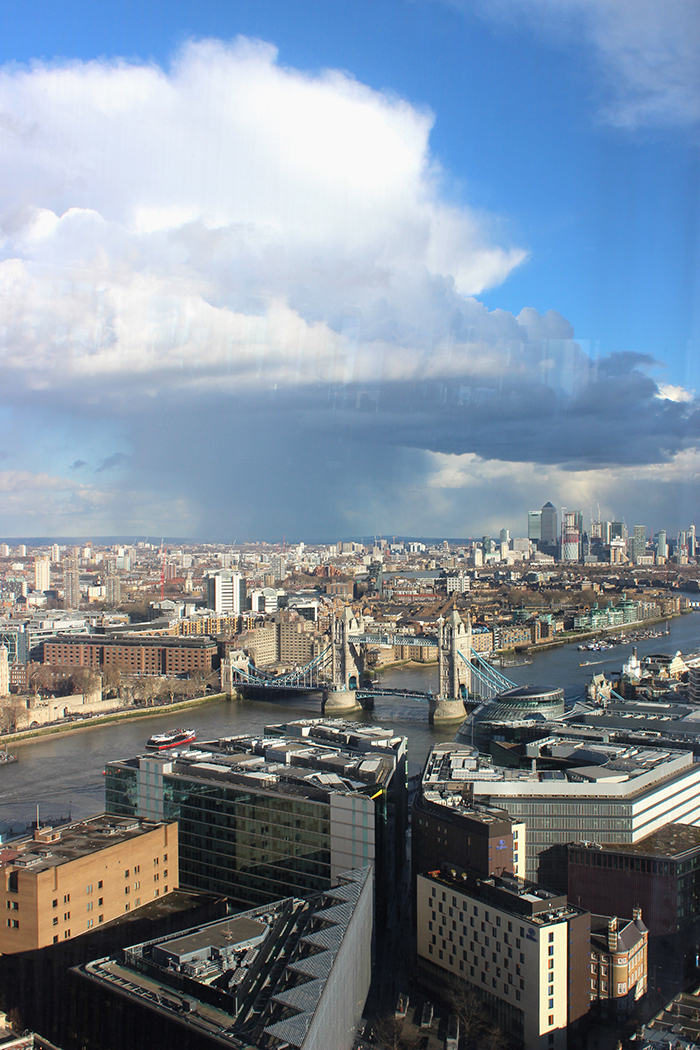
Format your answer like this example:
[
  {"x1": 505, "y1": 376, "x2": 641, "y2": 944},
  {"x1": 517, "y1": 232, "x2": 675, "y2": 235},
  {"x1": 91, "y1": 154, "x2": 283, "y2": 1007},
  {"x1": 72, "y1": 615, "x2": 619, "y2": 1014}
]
[
  {"x1": 561, "y1": 511, "x2": 581, "y2": 562},
  {"x1": 688, "y1": 525, "x2": 696, "y2": 558},
  {"x1": 499, "y1": 528, "x2": 510, "y2": 546},
  {"x1": 656, "y1": 530, "x2": 668, "y2": 559},
  {"x1": 540, "y1": 502, "x2": 558, "y2": 548},
  {"x1": 105, "y1": 720, "x2": 408, "y2": 923},
  {"x1": 482, "y1": 535, "x2": 493, "y2": 555},
  {"x1": 0, "y1": 645, "x2": 8, "y2": 697},
  {"x1": 610, "y1": 521, "x2": 626, "y2": 541},
  {"x1": 105, "y1": 575, "x2": 121, "y2": 606},
  {"x1": 50, "y1": 544, "x2": 61, "y2": 562},
  {"x1": 632, "y1": 525, "x2": 647, "y2": 563},
  {"x1": 205, "y1": 570, "x2": 245, "y2": 614},
  {"x1": 528, "y1": 511, "x2": 542, "y2": 543},
  {"x1": 63, "y1": 558, "x2": 80, "y2": 609},
  {"x1": 34, "y1": 556, "x2": 51, "y2": 592},
  {"x1": 416, "y1": 868, "x2": 590, "y2": 1049}
]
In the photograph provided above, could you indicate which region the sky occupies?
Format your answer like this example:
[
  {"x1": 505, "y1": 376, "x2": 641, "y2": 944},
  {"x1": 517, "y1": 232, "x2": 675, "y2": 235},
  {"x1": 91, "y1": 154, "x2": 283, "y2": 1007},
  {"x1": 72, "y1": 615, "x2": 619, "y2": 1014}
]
[{"x1": 0, "y1": 0, "x2": 698, "y2": 542}]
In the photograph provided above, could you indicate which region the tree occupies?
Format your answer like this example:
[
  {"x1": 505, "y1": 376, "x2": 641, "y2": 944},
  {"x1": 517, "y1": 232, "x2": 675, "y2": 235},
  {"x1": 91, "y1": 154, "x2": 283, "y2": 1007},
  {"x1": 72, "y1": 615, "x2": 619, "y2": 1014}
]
[
  {"x1": 372, "y1": 1015, "x2": 413, "y2": 1050},
  {"x1": 446, "y1": 981, "x2": 488, "y2": 1046}
]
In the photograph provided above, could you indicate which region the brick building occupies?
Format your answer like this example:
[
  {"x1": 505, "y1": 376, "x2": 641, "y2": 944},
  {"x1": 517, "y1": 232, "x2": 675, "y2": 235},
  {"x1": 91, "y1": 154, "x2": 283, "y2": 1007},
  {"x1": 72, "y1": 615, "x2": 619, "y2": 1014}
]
[
  {"x1": 0, "y1": 815, "x2": 177, "y2": 953},
  {"x1": 42, "y1": 634, "x2": 217, "y2": 675}
]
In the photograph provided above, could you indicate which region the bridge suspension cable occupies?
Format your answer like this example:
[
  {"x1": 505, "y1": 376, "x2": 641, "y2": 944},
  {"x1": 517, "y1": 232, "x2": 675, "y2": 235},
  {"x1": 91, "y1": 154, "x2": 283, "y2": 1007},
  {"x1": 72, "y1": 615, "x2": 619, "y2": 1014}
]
[{"x1": 229, "y1": 646, "x2": 333, "y2": 690}]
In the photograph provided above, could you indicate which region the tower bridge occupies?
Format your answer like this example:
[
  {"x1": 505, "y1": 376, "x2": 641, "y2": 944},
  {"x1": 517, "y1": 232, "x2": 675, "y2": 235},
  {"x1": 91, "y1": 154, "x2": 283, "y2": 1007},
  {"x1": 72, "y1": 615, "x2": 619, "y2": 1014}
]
[{"x1": 222, "y1": 606, "x2": 515, "y2": 723}]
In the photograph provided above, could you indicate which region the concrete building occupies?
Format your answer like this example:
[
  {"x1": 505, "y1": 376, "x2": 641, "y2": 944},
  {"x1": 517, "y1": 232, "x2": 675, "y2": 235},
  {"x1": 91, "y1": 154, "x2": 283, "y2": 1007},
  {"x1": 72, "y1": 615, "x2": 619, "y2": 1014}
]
[
  {"x1": 416, "y1": 867, "x2": 590, "y2": 1050},
  {"x1": 421, "y1": 739, "x2": 700, "y2": 891},
  {"x1": 62, "y1": 559, "x2": 80, "y2": 609},
  {"x1": 632, "y1": 525, "x2": 647, "y2": 563},
  {"x1": 105, "y1": 575, "x2": 121, "y2": 606},
  {"x1": 589, "y1": 912, "x2": 648, "y2": 1015},
  {"x1": 75, "y1": 866, "x2": 372, "y2": 1050},
  {"x1": 561, "y1": 511, "x2": 580, "y2": 562},
  {"x1": 105, "y1": 719, "x2": 407, "y2": 923},
  {"x1": 0, "y1": 645, "x2": 8, "y2": 697},
  {"x1": 568, "y1": 825, "x2": 700, "y2": 947},
  {"x1": 205, "y1": 570, "x2": 245, "y2": 615},
  {"x1": 33, "y1": 557, "x2": 50, "y2": 593},
  {"x1": 413, "y1": 744, "x2": 526, "y2": 880},
  {"x1": 0, "y1": 815, "x2": 177, "y2": 953}
]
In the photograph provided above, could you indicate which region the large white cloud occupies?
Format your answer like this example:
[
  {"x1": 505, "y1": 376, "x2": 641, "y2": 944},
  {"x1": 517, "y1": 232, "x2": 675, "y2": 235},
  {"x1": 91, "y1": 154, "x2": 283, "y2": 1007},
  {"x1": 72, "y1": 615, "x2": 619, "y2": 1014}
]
[{"x1": 0, "y1": 36, "x2": 696, "y2": 538}]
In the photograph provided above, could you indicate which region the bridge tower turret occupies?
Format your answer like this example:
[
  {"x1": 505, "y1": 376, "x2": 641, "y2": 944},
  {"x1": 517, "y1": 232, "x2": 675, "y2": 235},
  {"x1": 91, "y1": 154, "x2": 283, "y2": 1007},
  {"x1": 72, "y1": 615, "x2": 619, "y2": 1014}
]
[
  {"x1": 331, "y1": 606, "x2": 365, "y2": 690},
  {"x1": 438, "y1": 609, "x2": 472, "y2": 700},
  {"x1": 431, "y1": 610, "x2": 471, "y2": 724}
]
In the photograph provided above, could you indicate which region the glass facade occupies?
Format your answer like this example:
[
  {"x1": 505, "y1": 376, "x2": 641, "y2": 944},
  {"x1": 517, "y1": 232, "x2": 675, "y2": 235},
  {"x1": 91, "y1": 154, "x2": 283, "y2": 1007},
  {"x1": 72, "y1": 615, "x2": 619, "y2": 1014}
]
[{"x1": 106, "y1": 764, "x2": 334, "y2": 906}]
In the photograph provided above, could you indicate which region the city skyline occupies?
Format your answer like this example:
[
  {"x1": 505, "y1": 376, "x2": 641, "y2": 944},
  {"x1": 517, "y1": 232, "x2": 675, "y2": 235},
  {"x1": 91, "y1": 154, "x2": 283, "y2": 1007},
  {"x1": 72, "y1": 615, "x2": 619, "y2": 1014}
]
[{"x1": 0, "y1": 1, "x2": 698, "y2": 540}]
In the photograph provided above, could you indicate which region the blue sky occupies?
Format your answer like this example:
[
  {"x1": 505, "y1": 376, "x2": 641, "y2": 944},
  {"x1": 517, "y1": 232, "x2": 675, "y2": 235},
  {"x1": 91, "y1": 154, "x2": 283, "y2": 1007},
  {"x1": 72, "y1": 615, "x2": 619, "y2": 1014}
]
[{"x1": 0, "y1": 0, "x2": 698, "y2": 539}]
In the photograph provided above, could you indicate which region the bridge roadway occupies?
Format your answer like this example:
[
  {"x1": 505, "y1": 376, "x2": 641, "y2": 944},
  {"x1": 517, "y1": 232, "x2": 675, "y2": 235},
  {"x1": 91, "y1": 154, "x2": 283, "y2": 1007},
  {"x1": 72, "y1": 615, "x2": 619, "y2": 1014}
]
[{"x1": 231, "y1": 681, "x2": 434, "y2": 703}]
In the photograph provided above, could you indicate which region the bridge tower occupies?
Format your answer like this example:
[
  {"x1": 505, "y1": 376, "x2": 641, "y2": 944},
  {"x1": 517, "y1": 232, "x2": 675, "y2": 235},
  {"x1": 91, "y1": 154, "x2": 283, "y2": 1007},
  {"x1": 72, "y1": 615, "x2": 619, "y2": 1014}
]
[
  {"x1": 332, "y1": 606, "x2": 365, "y2": 690},
  {"x1": 431, "y1": 610, "x2": 471, "y2": 724},
  {"x1": 324, "y1": 607, "x2": 364, "y2": 714}
]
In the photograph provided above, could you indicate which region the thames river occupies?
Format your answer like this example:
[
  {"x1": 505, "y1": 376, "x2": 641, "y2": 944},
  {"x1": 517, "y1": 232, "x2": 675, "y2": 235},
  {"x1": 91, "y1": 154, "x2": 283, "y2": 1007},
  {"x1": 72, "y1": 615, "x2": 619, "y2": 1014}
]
[{"x1": 1, "y1": 613, "x2": 697, "y2": 832}]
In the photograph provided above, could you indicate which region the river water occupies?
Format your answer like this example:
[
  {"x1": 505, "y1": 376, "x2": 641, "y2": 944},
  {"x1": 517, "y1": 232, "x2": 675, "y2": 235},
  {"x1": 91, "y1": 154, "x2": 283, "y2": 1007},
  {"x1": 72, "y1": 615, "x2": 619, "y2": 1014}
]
[{"x1": 1, "y1": 613, "x2": 698, "y2": 832}]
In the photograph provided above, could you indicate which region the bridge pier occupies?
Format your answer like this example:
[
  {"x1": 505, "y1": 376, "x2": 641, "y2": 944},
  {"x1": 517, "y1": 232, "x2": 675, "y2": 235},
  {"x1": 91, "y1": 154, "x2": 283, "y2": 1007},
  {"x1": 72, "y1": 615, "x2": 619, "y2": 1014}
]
[
  {"x1": 429, "y1": 695, "x2": 467, "y2": 724},
  {"x1": 322, "y1": 688, "x2": 362, "y2": 714}
]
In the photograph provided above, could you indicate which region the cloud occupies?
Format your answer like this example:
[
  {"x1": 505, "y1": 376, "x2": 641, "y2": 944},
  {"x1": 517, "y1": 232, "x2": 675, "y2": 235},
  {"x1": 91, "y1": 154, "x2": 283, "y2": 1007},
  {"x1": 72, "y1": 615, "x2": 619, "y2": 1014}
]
[
  {"x1": 454, "y1": 0, "x2": 700, "y2": 127},
  {"x1": 95, "y1": 452, "x2": 129, "y2": 473},
  {"x1": 0, "y1": 36, "x2": 696, "y2": 538}
]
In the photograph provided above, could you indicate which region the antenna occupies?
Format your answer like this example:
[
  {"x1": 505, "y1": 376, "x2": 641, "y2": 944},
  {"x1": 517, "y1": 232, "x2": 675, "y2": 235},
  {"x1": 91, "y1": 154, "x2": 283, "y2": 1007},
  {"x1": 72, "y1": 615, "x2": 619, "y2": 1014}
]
[{"x1": 36, "y1": 803, "x2": 40, "y2": 831}]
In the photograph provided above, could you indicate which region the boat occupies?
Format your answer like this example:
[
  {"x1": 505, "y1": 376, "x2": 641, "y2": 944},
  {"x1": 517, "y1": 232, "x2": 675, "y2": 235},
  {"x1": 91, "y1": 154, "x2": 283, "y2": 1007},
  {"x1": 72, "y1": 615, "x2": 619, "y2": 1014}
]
[
  {"x1": 0, "y1": 751, "x2": 18, "y2": 766},
  {"x1": 145, "y1": 728, "x2": 196, "y2": 750}
]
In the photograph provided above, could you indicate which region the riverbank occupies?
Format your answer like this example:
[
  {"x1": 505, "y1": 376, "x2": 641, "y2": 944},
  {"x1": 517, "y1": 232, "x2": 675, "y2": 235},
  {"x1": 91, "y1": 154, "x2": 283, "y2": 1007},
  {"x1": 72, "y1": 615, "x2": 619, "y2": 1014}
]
[
  {"x1": 505, "y1": 611, "x2": 687, "y2": 656},
  {"x1": 2, "y1": 693, "x2": 227, "y2": 748}
]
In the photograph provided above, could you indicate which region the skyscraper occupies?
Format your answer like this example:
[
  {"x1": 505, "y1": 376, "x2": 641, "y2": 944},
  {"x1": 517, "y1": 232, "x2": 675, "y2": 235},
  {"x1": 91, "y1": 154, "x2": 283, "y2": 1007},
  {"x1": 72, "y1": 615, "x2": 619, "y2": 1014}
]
[
  {"x1": 206, "y1": 570, "x2": 245, "y2": 613},
  {"x1": 527, "y1": 511, "x2": 542, "y2": 542},
  {"x1": 63, "y1": 558, "x2": 80, "y2": 609},
  {"x1": 656, "y1": 530, "x2": 668, "y2": 559},
  {"x1": 34, "y1": 556, "x2": 50, "y2": 592},
  {"x1": 540, "y1": 502, "x2": 558, "y2": 548},
  {"x1": 561, "y1": 511, "x2": 581, "y2": 562},
  {"x1": 632, "y1": 525, "x2": 647, "y2": 563}
]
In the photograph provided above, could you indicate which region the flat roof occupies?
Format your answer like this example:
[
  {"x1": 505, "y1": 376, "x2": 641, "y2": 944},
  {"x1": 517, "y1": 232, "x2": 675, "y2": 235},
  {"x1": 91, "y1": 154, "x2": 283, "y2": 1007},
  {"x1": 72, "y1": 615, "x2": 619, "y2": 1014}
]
[
  {"x1": 0, "y1": 814, "x2": 172, "y2": 874},
  {"x1": 575, "y1": 823, "x2": 700, "y2": 859}
]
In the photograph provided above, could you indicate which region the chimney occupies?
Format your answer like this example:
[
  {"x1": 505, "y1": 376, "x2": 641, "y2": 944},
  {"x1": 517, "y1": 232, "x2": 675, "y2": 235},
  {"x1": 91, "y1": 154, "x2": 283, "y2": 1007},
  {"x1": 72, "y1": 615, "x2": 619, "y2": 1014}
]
[
  {"x1": 608, "y1": 916, "x2": 618, "y2": 952},
  {"x1": 632, "y1": 905, "x2": 641, "y2": 921}
]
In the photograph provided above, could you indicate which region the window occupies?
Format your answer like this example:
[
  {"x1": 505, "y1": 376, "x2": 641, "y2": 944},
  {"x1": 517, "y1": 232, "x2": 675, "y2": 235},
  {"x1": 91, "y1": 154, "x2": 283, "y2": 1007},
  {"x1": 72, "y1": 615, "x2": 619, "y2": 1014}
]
[
  {"x1": 64, "y1": 912, "x2": 70, "y2": 921},
  {"x1": 86, "y1": 884, "x2": 93, "y2": 894},
  {"x1": 63, "y1": 894, "x2": 70, "y2": 903},
  {"x1": 134, "y1": 881, "x2": 140, "y2": 889},
  {"x1": 53, "y1": 917, "x2": 58, "y2": 926},
  {"x1": 98, "y1": 881, "x2": 103, "y2": 889},
  {"x1": 124, "y1": 869, "x2": 130, "y2": 878},
  {"x1": 87, "y1": 902, "x2": 93, "y2": 912},
  {"x1": 548, "y1": 1015, "x2": 554, "y2": 1027},
  {"x1": 53, "y1": 935, "x2": 59, "y2": 944},
  {"x1": 87, "y1": 918, "x2": 93, "y2": 928},
  {"x1": 98, "y1": 915, "x2": 104, "y2": 924},
  {"x1": 98, "y1": 897, "x2": 103, "y2": 906},
  {"x1": 125, "y1": 903, "x2": 130, "y2": 911},
  {"x1": 124, "y1": 886, "x2": 130, "y2": 894}
]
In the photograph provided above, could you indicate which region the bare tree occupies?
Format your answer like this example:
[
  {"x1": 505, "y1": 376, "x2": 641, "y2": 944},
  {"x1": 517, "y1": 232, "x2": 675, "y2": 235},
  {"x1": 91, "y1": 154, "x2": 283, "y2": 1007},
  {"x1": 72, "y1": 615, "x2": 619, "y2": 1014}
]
[
  {"x1": 372, "y1": 1015, "x2": 413, "y2": 1050},
  {"x1": 446, "y1": 981, "x2": 488, "y2": 1046}
]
